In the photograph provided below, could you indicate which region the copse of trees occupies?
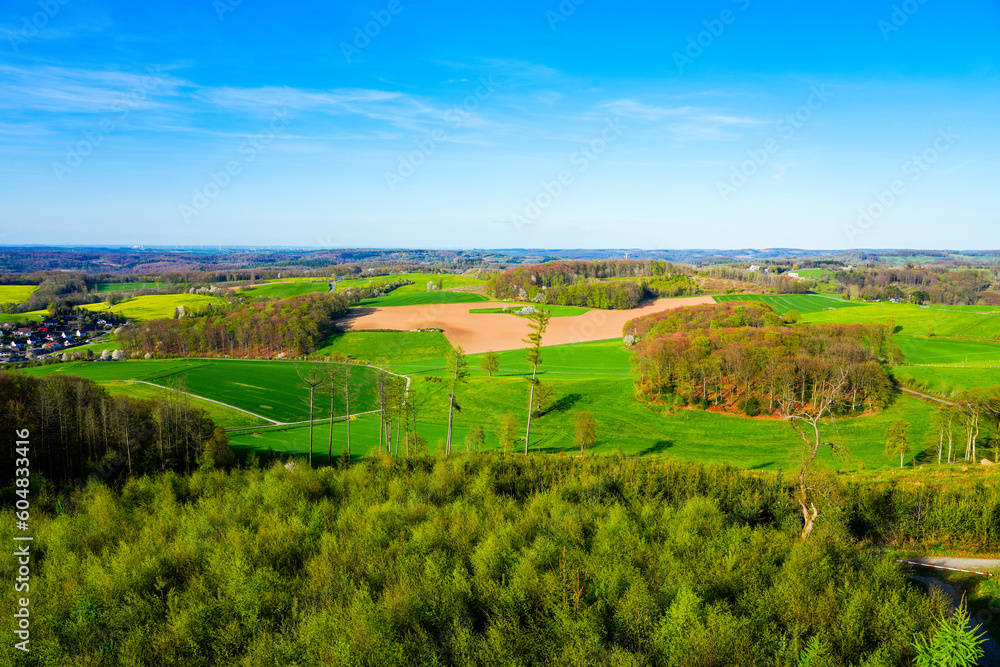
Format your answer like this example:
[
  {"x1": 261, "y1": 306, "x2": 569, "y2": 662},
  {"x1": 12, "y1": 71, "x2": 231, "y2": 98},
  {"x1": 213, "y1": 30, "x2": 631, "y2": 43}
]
[
  {"x1": 837, "y1": 266, "x2": 996, "y2": 305},
  {"x1": 117, "y1": 292, "x2": 358, "y2": 357},
  {"x1": 486, "y1": 260, "x2": 698, "y2": 309},
  {"x1": 0, "y1": 373, "x2": 223, "y2": 485},
  {"x1": 701, "y1": 265, "x2": 814, "y2": 294},
  {"x1": 625, "y1": 302, "x2": 898, "y2": 416}
]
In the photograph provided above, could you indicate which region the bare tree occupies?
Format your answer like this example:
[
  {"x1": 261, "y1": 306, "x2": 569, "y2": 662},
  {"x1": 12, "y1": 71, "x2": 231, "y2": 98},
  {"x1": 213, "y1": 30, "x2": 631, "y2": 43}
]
[
  {"x1": 779, "y1": 367, "x2": 850, "y2": 540},
  {"x1": 297, "y1": 364, "x2": 325, "y2": 466}
]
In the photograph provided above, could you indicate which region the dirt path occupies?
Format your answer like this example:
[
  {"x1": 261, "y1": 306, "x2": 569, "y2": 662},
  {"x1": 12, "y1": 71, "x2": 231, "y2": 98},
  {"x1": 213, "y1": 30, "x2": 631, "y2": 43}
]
[{"x1": 337, "y1": 296, "x2": 716, "y2": 354}]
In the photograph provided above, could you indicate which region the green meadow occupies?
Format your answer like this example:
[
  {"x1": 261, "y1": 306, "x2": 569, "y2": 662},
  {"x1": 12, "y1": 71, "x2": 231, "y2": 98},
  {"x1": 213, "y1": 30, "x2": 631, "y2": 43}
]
[
  {"x1": 714, "y1": 293, "x2": 861, "y2": 315},
  {"x1": 80, "y1": 294, "x2": 227, "y2": 320},
  {"x1": 336, "y1": 272, "x2": 485, "y2": 293},
  {"x1": 94, "y1": 282, "x2": 163, "y2": 293},
  {"x1": 469, "y1": 303, "x2": 592, "y2": 317},
  {"x1": 19, "y1": 359, "x2": 381, "y2": 423},
  {"x1": 237, "y1": 281, "x2": 331, "y2": 299},
  {"x1": 317, "y1": 331, "x2": 455, "y2": 364},
  {"x1": 803, "y1": 303, "x2": 1000, "y2": 339},
  {"x1": 100, "y1": 380, "x2": 269, "y2": 429},
  {"x1": 892, "y1": 365, "x2": 1000, "y2": 396},
  {"x1": 359, "y1": 291, "x2": 489, "y2": 307},
  {"x1": 897, "y1": 335, "x2": 1000, "y2": 365}
]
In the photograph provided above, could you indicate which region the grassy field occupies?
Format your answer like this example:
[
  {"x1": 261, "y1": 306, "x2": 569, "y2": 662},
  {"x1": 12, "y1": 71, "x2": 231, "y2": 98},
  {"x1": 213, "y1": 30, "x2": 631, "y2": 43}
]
[
  {"x1": 359, "y1": 291, "x2": 489, "y2": 307},
  {"x1": 0, "y1": 285, "x2": 38, "y2": 304},
  {"x1": 898, "y1": 335, "x2": 1000, "y2": 365},
  {"x1": 336, "y1": 272, "x2": 485, "y2": 294},
  {"x1": 793, "y1": 269, "x2": 832, "y2": 279},
  {"x1": 18, "y1": 359, "x2": 381, "y2": 423},
  {"x1": 80, "y1": 294, "x2": 227, "y2": 320},
  {"x1": 99, "y1": 381, "x2": 269, "y2": 429},
  {"x1": 94, "y1": 282, "x2": 163, "y2": 293},
  {"x1": 892, "y1": 366, "x2": 1000, "y2": 396},
  {"x1": 714, "y1": 293, "x2": 862, "y2": 315},
  {"x1": 0, "y1": 311, "x2": 45, "y2": 324},
  {"x1": 229, "y1": 371, "x2": 937, "y2": 471},
  {"x1": 237, "y1": 281, "x2": 331, "y2": 299},
  {"x1": 469, "y1": 303, "x2": 591, "y2": 317},
  {"x1": 316, "y1": 331, "x2": 454, "y2": 364},
  {"x1": 803, "y1": 303, "x2": 1000, "y2": 339}
]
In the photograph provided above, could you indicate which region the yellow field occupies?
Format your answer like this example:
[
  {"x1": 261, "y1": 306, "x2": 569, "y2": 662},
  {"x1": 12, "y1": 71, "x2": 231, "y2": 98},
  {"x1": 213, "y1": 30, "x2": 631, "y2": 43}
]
[
  {"x1": 0, "y1": 285, "x2": 38, "y2": 304},
  {"x1": 80, "y1": 294, "x2": 227, "y2": 320}
]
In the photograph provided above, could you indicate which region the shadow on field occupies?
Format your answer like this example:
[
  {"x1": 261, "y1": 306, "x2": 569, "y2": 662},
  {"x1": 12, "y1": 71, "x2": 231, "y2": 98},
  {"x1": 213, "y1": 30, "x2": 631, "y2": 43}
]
[
  {"x1": 334, "y1": 308, "x2": 378, "y2": 330},
  {"x1": 638, "y1": 440, "x2": 674, "y2": 455},
  {"x1": 542, "y1": 393, "x2": 583, "y2": 416},
  {"x1": 750, "y1": 461, "x2": 776, "y2": 470}
]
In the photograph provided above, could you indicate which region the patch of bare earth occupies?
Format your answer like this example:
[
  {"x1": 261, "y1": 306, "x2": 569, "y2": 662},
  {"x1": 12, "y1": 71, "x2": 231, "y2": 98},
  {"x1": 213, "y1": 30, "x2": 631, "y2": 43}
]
[{"x1": 337, "y1": 296, "x2": 716, "y2": 354}]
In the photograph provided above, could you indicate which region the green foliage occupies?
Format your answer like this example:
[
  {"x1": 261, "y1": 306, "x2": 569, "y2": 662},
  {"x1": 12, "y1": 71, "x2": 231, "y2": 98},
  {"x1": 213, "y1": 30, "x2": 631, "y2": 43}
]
[
  {"x1": 885, "y1": 420, "x2": 912, "y2": 468},
  {"x1": 915, "y1": 603, "x2": 986, "y2": 667},
  {"x1": 480, "y1": 350, "x2": 500, "y2": 376},
  {"x1": 0, "y1": 457, "x2": 945, "y2": 665}
]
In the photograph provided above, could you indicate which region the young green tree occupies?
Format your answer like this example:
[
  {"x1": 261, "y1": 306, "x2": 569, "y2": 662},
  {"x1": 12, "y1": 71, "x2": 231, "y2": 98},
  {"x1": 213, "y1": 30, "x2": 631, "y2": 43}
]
[
  {"x1": 915, "y1": 601, "x2": 985, "y2": 667},
  {"x1": 326, "y1": 364, "x2": 343, "y2": 465},
  {"x1": 446, "y1": 345, "x2": 469, "y2": 455},
  {"x1": 885, "y1": 419, "x2": 912, "y2": 469},
  {"x1": 464, "y1": 424, "x2": 485, "y2": 453},
  {"x1": 574, "y1": 411, "x2": 596, "y2": 455},
  {"x1": 498, "y1": 412, "x2": 518, "y2": 455},
  {"x1": 523, "y1": 310, "x2": 551, "y2": 454},
  {"x1": 531, "y1": 380, "x2": 554, "y2": 418},
  {"x1": 480, "y1": 350, "x2": 500, "y2": 377}
]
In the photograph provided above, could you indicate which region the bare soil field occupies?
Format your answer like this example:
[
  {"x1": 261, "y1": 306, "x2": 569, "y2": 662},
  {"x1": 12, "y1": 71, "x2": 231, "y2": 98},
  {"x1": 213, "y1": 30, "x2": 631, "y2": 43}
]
[{"x1": 337, "y1": 296, "x2": 716, "y2": 354}]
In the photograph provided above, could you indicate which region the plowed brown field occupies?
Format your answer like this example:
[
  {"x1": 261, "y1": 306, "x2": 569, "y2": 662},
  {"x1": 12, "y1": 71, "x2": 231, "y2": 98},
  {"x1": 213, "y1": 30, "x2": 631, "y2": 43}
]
[{"x1": 337, "y1": 297, "x2": 715, "y2": 354}]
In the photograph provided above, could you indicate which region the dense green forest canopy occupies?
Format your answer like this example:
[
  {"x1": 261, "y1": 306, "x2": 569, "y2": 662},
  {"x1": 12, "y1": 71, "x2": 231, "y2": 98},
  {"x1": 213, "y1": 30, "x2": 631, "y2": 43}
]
[
  {"x1": 1, "y1": 456, "x2": 971, "y2": 666},
  {"x1": 625, "y1": 303, "x2": 897, "y2": 416},
  {"x1": 486, "y1": 260, "x2": 698, "y2": 309}
]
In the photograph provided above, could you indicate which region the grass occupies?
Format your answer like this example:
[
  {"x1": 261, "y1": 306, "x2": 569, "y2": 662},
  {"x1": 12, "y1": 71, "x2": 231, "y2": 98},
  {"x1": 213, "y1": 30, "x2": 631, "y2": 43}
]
[
  {"x1": 803, "y1": 303, "x2": 1000, "y2": 339},
  {"x1": 898, "y1": 336, "x2": 1000, "y2": 365},
  {"x1": 714, "y1": 293, "x2": 862, "y2": 315},
  {"x1": 359, "y1": 291, "x2": 489, "y2": 307},
  {"x1": 892, "y1": 366, "x2": 1000, "y2": 396},
  {"x1": 94, "y1": 282, "x2": 163, "y2": 293},
  {"x1": 237, "y1": 281, "x2": 331, "y2": 299},
  {"x1": 17, "y1": 359, "x2": 380, "y2": 424},
  {"x1": 0, "y1": 285, "x2": 38, "y2": 304},
  {"x1": 316, "y1": 331, "x2": 454, "y2": 364},
  {"x1": 0, "y1": 311, "x2": 45, "y2": 324},
  {"x1": 80, "y1": 294, "x2": 227, "y2": 320},
  {"x1": 336, "y1": 272, "x2": 485, "y2": 294},
  {"x1": 232, "y1": 371, "x2": 937, "y2": 472},
  {"x1": 793, "y1": 269, "x2": 832, "y2": 279},
  {"x1": 99, "y1": 381, "x2": 269, "y2": 429},
  {"x1": 469, "y1": 303, "x2": 591, "y2": 317}
]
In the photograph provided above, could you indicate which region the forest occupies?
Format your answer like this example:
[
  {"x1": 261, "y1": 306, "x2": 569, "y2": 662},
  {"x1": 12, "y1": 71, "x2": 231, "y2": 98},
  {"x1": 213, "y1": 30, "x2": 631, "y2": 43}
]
[
  {"x1": 836, "y1": 266, "x2": 999, "y2": 305},
  {"x1": 625, "y1": 302, "x2": 898, "y2": 417},
  {"x1": 486, "y1": 260, "x2": 698, "y2": 309},
  {"x1": 2, "y1": 455, "x2": 982, "y2": 666},
  {"x1": 0, "y1": 373, "x2": 225, "y2": 484},
  {"x1": 117, "y1": 292, "x2": 358, "y2": 357}
]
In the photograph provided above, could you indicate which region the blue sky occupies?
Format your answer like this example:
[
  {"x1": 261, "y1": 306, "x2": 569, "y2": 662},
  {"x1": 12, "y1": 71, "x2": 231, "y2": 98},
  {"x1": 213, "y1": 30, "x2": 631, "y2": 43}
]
[{"x1": 1, "y1": 0, "x2": 998, "y2": 249}]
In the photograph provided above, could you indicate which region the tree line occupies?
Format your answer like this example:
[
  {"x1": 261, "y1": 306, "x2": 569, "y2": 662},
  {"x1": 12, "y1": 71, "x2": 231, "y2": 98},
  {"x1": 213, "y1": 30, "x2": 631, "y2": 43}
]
[
  {"x1": 486, "y1": 260, "x2": 698, "y2": 309},
  {"x1": 0, "y1": 373, "x2": 228, "y2": 486},
  {"x1": 117, "y1": 293, "x2": 358, "y2": 357}
]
